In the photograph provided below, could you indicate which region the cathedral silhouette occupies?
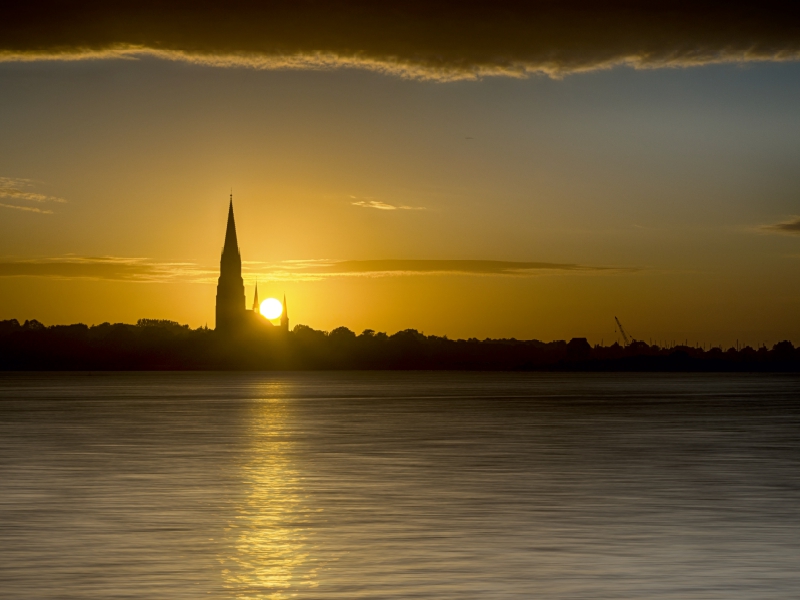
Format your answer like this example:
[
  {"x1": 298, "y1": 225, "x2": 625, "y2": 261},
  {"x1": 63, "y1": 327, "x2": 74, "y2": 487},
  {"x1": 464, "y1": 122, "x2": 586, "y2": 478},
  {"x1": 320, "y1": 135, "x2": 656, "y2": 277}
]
[{"x1": 216, "y1": 196, "x2": 289, "y2": 332}]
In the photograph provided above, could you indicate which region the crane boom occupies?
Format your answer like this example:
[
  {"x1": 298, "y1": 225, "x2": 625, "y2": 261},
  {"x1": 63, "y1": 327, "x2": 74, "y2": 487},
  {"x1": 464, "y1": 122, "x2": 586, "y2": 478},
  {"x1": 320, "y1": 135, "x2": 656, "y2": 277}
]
[{"x1": 614, "y1": 316, "x2": 631, "y2": 346}]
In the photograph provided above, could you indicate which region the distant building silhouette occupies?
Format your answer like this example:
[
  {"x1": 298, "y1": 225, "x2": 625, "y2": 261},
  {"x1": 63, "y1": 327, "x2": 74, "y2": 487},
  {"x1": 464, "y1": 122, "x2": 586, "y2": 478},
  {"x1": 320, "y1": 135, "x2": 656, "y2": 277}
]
[{"x1": 215, "y1": 196, "x2": 283, "y2": 332}]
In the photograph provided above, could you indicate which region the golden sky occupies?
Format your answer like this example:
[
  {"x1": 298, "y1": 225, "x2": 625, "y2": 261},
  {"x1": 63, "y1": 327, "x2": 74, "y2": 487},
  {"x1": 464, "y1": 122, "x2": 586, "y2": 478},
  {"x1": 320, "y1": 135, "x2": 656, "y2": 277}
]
[{"x1": 1, "y1": 2, "x2": 799, "y2": 346}]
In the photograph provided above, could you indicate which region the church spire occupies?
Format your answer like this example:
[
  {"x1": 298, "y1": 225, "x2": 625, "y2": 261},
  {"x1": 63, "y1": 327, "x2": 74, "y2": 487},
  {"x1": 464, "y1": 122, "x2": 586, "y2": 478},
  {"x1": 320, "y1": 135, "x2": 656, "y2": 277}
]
[
  {"x1": 222, "y1": 194, "x2": 239, "y2": 256},
  {"x1": 215, "y1": 194, "x2": 246, "y2": 331},
  {"x1": 252, "y1": 282, "x2": 260, "y2": 312}
]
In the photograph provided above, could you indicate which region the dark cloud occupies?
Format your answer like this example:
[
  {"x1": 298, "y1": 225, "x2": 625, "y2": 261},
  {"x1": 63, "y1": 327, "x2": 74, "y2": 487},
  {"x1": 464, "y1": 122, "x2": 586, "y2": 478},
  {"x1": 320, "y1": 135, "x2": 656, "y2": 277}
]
[
  {"x1": 2, "y1": 2, "x2": 798, "y2": 79},
  {"x1": 761, "y1": 217, "x2": 800, "y2": 235}
]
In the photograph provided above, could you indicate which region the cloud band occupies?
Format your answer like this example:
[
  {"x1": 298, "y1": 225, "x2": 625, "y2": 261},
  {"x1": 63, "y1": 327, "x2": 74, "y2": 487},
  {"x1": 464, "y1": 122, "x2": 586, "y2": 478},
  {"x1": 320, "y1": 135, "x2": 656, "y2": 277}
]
[
  {"x1": 0, "y1": 257, "x2": 623, "y2": 283},
  {"x1": 2, "y1": 2, "x2": 799, "y2": 80}
]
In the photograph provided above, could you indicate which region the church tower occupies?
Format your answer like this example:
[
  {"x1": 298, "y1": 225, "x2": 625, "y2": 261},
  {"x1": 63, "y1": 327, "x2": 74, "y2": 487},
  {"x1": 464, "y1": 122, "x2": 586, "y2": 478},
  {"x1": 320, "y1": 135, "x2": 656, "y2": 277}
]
[
  {"x1": 252, "y1": 282, "x2": 260, "y2": 313},
  {"x1": 215, "y1": 196, "x2": 246, "y2": 331}
]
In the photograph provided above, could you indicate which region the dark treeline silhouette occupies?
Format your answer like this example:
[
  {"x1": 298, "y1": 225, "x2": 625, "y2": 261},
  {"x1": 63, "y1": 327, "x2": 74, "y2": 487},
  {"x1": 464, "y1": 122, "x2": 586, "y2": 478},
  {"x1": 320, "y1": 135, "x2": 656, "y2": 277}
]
[{"x1": 1, "y1": 318, "x2": 798, "y2": 371}]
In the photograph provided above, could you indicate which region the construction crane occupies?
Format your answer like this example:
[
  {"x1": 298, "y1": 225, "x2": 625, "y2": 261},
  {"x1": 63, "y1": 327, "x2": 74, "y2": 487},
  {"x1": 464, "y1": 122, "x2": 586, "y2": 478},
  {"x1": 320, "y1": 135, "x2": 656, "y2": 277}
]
[{"x1": 614, "y1": 316, "x2": 633, "y2": 346}]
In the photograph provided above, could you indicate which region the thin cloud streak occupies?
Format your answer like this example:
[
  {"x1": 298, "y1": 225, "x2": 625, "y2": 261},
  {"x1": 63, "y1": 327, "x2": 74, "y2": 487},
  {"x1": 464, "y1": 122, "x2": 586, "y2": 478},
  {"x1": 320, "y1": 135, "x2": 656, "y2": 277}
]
[
  {"x1": 1, "y1": 3, "x2": 799, "y2": 80},
  {"x1": 352, "y1": 198, "x2": 425, "y2": 211},
  {"x1": 761, "y1": 217, "x2": 800, "y2": 235},
  {"x1": 0, "y1": 177, "x2": 67, "y2": 206},
  {"x1": 0, "y1": 203, "x2": 53, "y2": 214},
  {"x1": 0, "y1": 256, "x2": 215, "y2": 282},
  {"x1": 297, "y1": 259, "x2": 618, "y2": 275},
  {"x1": 0, "y1": 257, "x2": 632, "y2": 283},
  {"x1": 247, "y1": 259, "x2": 632, "y2": 282}
]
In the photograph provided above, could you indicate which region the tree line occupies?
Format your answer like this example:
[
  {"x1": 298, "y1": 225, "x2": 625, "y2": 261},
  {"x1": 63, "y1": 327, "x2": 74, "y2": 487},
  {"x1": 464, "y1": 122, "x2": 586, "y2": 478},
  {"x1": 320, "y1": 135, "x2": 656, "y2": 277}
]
[{"x1": 1, "y1": 318, "x2": 798, "y2": 371}]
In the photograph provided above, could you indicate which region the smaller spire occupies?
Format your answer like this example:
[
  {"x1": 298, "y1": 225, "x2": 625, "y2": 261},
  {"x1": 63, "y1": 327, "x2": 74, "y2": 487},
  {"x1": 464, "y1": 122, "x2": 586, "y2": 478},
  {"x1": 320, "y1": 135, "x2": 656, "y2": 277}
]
[
  {"x1": 281, "y1": 294, "x2": 289, "y2": 330},
  {"x1": 252, "y1": 282, "x2": 260, "y2": 312}
]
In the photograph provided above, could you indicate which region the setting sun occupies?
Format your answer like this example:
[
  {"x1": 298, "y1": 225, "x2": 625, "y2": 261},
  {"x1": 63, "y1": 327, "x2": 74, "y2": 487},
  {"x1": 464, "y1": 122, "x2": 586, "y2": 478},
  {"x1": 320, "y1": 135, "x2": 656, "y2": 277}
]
[{"x1": 260, "y1": 298, "x2": 283, "y2": 320}]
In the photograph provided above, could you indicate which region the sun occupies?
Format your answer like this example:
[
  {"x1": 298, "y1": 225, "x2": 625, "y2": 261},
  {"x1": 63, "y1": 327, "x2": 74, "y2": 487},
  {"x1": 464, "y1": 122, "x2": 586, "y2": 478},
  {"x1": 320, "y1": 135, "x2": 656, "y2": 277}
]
[{"x1": 260, "y1": 297, "x2": 283, "y2": 320}]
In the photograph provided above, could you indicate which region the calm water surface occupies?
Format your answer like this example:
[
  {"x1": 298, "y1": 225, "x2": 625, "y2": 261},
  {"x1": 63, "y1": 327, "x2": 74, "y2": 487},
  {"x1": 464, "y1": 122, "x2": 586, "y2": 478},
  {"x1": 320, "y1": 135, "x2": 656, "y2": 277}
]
[{"x1": 1, "y1": 372, "x2": 799, "y2": 599}]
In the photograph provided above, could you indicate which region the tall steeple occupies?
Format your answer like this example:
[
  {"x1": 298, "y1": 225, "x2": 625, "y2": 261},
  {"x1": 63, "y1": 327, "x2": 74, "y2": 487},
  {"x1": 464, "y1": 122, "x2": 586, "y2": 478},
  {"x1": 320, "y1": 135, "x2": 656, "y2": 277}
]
[
  {"x1": 281, "y1": 294, "x2": 289, "y2": 331},
  {"x1": 222, "y1": 195, "x2": 239, "y2": 256},
  {"x1": 215, "y1": 195, "x2": 246, "y2": 331},
  {"x1": 252, "y1": 282, "x2": 260, "y2": 313}
]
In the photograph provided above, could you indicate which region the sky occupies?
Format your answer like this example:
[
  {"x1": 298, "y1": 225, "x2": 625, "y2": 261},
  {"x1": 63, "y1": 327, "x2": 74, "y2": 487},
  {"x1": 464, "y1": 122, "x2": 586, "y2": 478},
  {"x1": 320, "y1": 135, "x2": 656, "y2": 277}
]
[{"x1": 1, "y1": 2, "x2": 799, "y2": 346}]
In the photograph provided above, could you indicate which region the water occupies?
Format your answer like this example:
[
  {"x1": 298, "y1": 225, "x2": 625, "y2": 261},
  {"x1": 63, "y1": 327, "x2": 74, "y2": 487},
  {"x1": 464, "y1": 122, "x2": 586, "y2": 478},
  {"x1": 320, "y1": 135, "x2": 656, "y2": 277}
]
[{"x1": 1, "y1": 372, "x2": 799, "y2": 599}]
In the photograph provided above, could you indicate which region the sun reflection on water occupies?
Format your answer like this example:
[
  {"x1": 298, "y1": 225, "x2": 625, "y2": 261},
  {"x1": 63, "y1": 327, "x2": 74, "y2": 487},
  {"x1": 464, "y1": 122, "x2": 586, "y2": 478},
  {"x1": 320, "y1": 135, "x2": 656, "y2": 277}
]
[{"x1": 221, "y1": 390, "x2": 320, "y2": 599}]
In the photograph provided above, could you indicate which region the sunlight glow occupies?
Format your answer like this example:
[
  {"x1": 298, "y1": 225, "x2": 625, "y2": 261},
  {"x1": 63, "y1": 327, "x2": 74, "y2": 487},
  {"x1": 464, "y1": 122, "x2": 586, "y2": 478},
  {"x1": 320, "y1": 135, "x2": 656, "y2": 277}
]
[
  {"x1": 260, "y1": 297, "x2": 283, "y2": 320},
  {"x1": 220, "y1": 394, "x2": 321, "y2": 597}
]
